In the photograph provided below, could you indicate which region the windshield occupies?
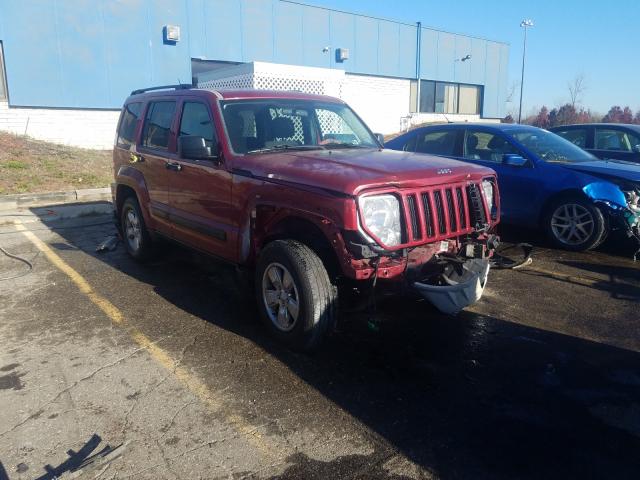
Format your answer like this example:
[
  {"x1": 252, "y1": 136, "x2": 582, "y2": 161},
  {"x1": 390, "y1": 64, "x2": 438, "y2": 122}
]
[
  {"x1": 507, "y1": 129, "x2": 596, "y2": 163},
  {"x1": 220, "y1": 99, "x2": 379, "y2": 154}
]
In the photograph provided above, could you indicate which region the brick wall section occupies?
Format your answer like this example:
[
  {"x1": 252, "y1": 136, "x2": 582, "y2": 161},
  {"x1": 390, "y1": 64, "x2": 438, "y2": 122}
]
[
  {"x1": 341, "y1": 74, "x2": 411, "y2": 135},
  {"x1": 0, "y1": 102, "x2": 119, "y2": 149}
]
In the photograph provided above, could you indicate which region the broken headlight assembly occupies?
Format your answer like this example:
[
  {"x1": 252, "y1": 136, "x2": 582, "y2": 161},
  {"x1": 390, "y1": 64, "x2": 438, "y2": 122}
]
[
  {"x1": 358, "y1": 193, "x2": 402, "y2": 247},
  {"x1": 623, "y1": 188, "x2": 640, "y2": 228},
  {"x1": 481, "y1": 178, "x2": 497, "y2": 219}
]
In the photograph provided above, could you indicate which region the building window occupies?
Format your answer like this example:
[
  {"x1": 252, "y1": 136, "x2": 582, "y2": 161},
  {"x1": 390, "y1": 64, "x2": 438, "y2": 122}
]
[
  {"x1": 420, "y1": 80, "x2": 436, "y2": 113},
  {"x1": 411, "y1": 79, "x2": 482, "y2": 115},
  {"x1": 458, "y1": 84, "x2": 481, "y2": 115},
  {"x1": 0, "y1": 42, "x2": 8, "y2": 101}
]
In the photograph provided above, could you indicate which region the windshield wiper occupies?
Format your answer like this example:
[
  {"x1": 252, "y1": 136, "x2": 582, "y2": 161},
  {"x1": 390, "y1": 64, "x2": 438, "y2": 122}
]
[
  {"x1": 246, "y1": 145, "x2": 325, "y2": 154},
  {"x1": 321, "y1": 142, "x2": 371, "y2": 149}
]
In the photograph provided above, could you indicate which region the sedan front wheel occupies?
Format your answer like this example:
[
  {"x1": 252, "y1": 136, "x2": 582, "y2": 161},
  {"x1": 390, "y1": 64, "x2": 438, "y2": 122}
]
[{"x1": 545, "y1": 197, "x2": 606, "y2": 251}]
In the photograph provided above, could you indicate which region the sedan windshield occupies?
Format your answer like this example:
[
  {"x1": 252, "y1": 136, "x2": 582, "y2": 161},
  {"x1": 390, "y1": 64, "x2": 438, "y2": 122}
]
[
  {"x1": 507, "y1": 129, "x2": 596, "y2": 163},
  {"x1": 220, "y1": 99, "x2": 379, "y2": 154}
]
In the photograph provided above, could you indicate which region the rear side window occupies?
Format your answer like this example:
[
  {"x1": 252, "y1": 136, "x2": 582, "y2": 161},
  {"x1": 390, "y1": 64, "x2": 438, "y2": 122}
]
[
  {"x1": 117, "y1": 102, "x2": 142, "y2": 148},
  {"x1": 142, "y1": 101, "x2": 176, "y2": 150},
  {"x1": 179, "y1": 102, "x2": 216, "y2": 146},
  {"x1": 554, "y1": 128, "x2": 587, "y2": 148},
  {"x1": 416, "y1": 130, "x2": 458, "y2": 156}
]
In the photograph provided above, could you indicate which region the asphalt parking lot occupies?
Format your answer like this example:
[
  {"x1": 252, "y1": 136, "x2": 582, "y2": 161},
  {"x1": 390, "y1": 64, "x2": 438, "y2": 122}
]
[{"x1": 0, "y1": 203, "x2": 639, "y2": 480}]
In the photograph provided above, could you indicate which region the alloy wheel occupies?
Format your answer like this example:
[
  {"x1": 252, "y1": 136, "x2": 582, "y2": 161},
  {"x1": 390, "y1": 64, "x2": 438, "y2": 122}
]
[
  {"x1": 262, "y1": 262, "x2": 300, "y2": 332},
  {"x1": 551, "y1": 203, "x2": 595, "y2": 245},
  {"x1": 124, "y1": 208, "x2": 142, "y2": 253}
]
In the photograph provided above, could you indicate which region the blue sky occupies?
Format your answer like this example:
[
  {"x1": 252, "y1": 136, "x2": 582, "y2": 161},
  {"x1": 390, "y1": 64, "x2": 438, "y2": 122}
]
[{"x1": 308, "y1": 0, "x2": 639, "y2": 116}]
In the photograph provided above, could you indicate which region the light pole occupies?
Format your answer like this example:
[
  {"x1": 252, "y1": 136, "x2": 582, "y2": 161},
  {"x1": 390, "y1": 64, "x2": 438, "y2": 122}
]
[{"x1": 518, "y1": 19, "x2": 534, "y2": 123}]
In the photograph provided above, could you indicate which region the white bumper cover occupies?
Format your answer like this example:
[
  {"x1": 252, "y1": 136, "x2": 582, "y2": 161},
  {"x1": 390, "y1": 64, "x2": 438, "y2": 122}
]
[{"x1": 413, "y1": 259, "x2": 490, "y2": 315}]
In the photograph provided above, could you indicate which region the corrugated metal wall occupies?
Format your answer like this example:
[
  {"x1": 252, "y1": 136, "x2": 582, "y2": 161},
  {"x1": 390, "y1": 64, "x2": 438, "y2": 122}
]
[{"x1": 0, "y1": 0, "x2": 509, "y2": 117}]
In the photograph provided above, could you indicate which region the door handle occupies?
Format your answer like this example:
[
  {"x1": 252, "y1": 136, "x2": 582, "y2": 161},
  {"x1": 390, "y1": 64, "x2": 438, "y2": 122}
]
[
  {"x1": 166, "y1": 161, "x2": 182, "y2": 172},
  {"x1": 129, "y1": 153, "x2": 144, "y2": 163}
]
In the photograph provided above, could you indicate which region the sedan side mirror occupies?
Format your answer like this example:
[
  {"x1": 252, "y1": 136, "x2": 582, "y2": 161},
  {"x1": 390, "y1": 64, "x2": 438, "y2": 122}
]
[
  {"x1": 374, "y1": 133, "x2": 385, "y2": 145},
  {"x1": 634, "y1": 144, "x2": 640, "y2": 153},
  {"x1": 502, "y1": 154, "x2": 528, "y2": 167},
  {"x1": 178, "y1": 135, "x2": 218, "y2": 161}
]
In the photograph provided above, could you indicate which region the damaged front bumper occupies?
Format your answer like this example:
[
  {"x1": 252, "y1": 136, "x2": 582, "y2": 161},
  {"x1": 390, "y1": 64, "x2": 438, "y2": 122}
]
[{"x1": 413, "y1": 258, "x2": 491, "y2": 315}]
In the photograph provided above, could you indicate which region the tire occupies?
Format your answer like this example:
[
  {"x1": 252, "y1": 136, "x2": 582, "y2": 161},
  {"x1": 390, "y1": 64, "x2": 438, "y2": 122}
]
[
  {"x1": 255, "y1": 240, "x2": 336, "y2": 351},
  {"x1": 120, "y1": 196, "x2": 153, "y2": 261},
  {"x1": 544, "y1": 196, "x2": 607, "y2": 251}
]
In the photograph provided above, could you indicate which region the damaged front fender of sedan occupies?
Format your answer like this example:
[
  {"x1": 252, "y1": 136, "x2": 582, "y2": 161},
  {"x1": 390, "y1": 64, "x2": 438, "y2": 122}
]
[{"x1": 583, "y1": 181, "x2": 640, "y2": 258}]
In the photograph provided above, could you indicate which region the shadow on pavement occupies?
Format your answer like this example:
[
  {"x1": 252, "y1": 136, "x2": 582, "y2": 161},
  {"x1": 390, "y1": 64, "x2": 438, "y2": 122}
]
[
  {"x1": 0, "y1": 434, "x2": 125, "y2": 480},
  {"x1": 497, "y1": 223, "x2": 639, "y2": 260},
  {"x1": 26, "y1": 204, "x2": 640, "y2": 479}
]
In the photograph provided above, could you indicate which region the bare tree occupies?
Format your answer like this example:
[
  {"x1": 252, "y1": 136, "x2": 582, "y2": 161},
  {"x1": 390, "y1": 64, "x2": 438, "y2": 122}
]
[{"x1": 568, "y1": 74, "x2": 587, "y2": 108}]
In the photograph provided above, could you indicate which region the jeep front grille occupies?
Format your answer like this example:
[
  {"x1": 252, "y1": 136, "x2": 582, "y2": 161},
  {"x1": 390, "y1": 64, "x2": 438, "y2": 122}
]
[
  {"x1": 400, "y1": 181, "x2": 491, "y2": 246},
  {"x1": 466, "y1": 183, "x2": 488, "y2": 227}
]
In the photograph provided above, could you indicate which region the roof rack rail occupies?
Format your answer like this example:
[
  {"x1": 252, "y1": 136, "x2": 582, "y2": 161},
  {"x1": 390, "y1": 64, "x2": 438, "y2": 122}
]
[{"x1": 130, "y1": 84, "x2": 193, "y2": 95}]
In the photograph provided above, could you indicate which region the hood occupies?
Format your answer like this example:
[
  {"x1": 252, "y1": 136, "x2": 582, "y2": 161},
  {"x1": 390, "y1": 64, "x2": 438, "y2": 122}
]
[
  {"x1": 561, "y1": 160, "x2": 640, "y2": 183},
  {"x1": 233, "y1": 148, "x2": 494, "y2": 195}
]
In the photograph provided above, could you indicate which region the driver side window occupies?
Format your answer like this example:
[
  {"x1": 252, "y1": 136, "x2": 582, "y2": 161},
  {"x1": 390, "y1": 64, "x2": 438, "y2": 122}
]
[
  {"x1": 179, "y1": 102, "x2": 216, "y2": 148},
  {"x1": 464, "y1": 130, "x2": 518, "y2": 162}
]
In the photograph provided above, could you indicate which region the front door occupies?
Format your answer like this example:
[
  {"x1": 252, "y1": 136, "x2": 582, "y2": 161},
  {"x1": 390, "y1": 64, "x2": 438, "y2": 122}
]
[
  {"x1": 461, "y1": 128, "x2": 542, "y2": 222},
  {"x1": 169, "y1": 99, "x2": 236, "y2": 262}
]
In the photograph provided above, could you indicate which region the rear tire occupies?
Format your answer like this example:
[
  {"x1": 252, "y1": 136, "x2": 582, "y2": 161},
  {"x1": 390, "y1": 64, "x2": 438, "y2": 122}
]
[
  {"x1": 120, "y1": 196, "x2": 153, "y2": 261},
  {"x1": 544, "y1": 196, "x2": 607, "y2": 251},
  {"x1": 255, "y1": 240, "x2": 336, "y2": 351}
]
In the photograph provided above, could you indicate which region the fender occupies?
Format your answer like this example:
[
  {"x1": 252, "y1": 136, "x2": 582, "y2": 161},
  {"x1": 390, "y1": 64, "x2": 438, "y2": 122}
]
[
  {"x1": 115, "y1": 165, "x2": 153, "y2": 227},
  {"x1": 236, "y1": 179, "x2": 350, "y2": 267},
  {"x1": 582, "y1": 181, "x2": 627, "y2": 209}
]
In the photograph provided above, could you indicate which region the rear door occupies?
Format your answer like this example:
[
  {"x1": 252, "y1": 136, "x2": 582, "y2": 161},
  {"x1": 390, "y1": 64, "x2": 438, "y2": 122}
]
[
  {"x1": 169, "y1": 98, "x2": 236, "y2": 262},
  {"x1": 414, "y1": 128, "x2": 463, "y2": 157},
  {"x1": 592, "y1": 126, "x2": 640, "y2": 163},
  {"x1": 136, "y1": 99, "x2": 177, "y2": 233}
]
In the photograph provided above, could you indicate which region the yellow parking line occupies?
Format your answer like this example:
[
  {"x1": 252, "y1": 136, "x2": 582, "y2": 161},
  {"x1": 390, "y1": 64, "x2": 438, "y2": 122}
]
[{"x1": 14, "y1": 221, "x2": 275, "y2": 458}]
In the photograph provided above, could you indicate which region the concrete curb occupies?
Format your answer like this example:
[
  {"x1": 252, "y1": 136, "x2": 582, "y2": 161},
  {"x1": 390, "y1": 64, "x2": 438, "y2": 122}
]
[{"x1": 0, "y1": 187, "x2": 111, "y2": 211}]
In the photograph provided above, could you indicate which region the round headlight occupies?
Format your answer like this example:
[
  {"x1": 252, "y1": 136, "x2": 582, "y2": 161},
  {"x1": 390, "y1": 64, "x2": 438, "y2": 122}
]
[{"x1": 359, "y1": 194, "x2": 402, "y2": 247}]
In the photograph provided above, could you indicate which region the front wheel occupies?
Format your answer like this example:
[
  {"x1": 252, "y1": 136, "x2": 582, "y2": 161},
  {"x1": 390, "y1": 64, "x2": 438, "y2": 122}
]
[
  {"x1": 255, "y1": 240, "x2": 336, "y2": 351},
  {"x1": 545, "y1": 197, "x2": 607, "y2": 251}
]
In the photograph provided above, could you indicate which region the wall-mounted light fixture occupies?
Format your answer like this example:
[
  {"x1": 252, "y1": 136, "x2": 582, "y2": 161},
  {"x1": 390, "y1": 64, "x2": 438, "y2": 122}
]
[
  {"x1": 336, "y1": 48, "x2": 349, "y2": 62},
  {"x1": 164, "y1": 25, "x2": 181, "y2": 43},
  {"x1": 461, "y1": 54, "x2": 472, "y2": 62}
]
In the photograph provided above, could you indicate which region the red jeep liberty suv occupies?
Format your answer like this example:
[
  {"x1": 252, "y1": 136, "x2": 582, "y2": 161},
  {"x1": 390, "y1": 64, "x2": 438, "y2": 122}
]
[{"x1": 112, "y1": 85, "x2": 500, "y2": 350}]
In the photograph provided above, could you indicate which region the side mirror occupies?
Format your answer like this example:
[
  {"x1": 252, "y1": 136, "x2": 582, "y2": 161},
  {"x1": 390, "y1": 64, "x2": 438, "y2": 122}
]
[
  {"x1": 634, "y1": 144, "x2": 640, "y2": 153},
  {"x1": 178, "y1": 135, "x2": 217, "y2": 160},
  {"x1": 374, "y1": 133, "x2": 385, "y2": 145},
  {"x1": 503, "y1": 154, "x2": 528, "y2": 167}
]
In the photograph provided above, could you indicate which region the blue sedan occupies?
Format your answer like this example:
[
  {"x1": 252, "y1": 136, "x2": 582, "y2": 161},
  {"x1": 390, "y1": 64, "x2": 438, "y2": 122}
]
[{"x1": 385, "y1": 123, "x2": 640, "y2": 251}]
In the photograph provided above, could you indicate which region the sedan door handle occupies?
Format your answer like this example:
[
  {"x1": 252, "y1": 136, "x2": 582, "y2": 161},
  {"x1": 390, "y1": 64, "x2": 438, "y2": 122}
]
[{"x1": 166, "y1": 161, "x2": 182, "y2": 172}]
